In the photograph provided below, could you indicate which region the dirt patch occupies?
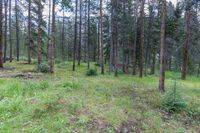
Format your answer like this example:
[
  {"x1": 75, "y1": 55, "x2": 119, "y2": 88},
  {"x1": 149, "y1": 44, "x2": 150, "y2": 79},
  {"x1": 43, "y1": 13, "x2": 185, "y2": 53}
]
[
  {"x1": 116, "y1": 120, "x2": 140, "y2": 133},
  {"x1": 0, "y1": 72, "x2": 45, "y2": 80},
  {"x1": 87, "y1": 117, "x2": 113, "y2": 133},
  {"x1": 0, "y1": 67, "x2": 15, "y2": 72}
]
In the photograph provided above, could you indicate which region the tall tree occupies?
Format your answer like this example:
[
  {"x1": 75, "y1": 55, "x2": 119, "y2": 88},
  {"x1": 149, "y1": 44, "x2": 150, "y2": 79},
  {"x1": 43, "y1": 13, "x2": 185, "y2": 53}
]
[
  {"x1": 37, "y1": 0, "x2": 42, "y2": 66},
  {"x1": 111, "y1": 0, "x2": 119, "y2": 77},
  {"x1": 87, "y1": 0, "x2": 90, "y2": 69},
  {"x1": 28, "y1": 0, "x2": 32, "y2": 64},
  {"x1": 4, "y1": 0, "x2": 8, "y2": 63},
  {"x1": 9, "y1": 0, "x2": 12, "y2": 62},
  {"x1": 100, "y1": 0, "x2": 104, "y2": 74},
  {"x1": 145, "y1": 0, "x2": 153, "y2": 76},
  {"x1": 139, "y1": 0, "x2": 145, "y2": 78},
  {"x1": 159, "y1": 0, "x2": 166, "y2": 92},
  {"x1": 133, "y1": 1, "x2": 139, "y2": 75},
  {"x1": 47, "y1": 0, "x2": 51, "y2": 61},
  {"x1": 15, "y1": 0, "x2": 20, "y2": 61},
  {"x1": 50, "y1": 0, "x2": 55, "y2": 73},
  {"x1": 78, "y1": 0, "x2": 82, "y2": 65},
  {"x1": 73, "y1": 0, "x2": 78, "y2": 71},
  {"x1": 182, "y1": 2, "x2": 192, "y2": 80},
  {"x1": 61, "y1": 5, "x2": 65, "y2": 61},
  {"x1": 0, "y1": 0, "x2": 3, "y2": 67}
]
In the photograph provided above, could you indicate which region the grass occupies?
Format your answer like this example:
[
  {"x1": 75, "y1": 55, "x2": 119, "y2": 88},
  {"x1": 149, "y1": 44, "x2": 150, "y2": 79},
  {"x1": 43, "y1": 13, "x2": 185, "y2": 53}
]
[{"x1": 0, "y1": 61, "x2": 199, "y2": 132}]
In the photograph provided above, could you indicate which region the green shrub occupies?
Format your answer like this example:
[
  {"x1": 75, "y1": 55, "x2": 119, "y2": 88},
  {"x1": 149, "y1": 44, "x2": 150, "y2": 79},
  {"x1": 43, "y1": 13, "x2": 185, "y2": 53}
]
[
  {"x1": 161, "y1": 81, "x2": 187, "y2": 112},
  {"x1": 86, "y1": 68, "x2": 98, "y2": 76},
  {"x1": 37, "y1": 62, "x2": 50, "y2": 73}
]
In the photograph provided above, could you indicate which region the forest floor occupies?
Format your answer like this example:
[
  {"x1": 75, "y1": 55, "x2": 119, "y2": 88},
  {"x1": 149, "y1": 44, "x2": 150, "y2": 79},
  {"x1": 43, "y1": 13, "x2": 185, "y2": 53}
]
[{"x1": 0, "y1": 61, "x2": 200, "y2": 133}]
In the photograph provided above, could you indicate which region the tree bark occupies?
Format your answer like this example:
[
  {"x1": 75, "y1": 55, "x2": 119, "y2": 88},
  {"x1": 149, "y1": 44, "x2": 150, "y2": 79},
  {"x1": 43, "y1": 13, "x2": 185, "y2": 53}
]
[
  {"x1": 47, "y1": 0, "x2": 51, "y2": 61},
  {"x1": 197, "y1": 63, "x2": 200, "y2": 78},
  {"x1": 78, "y1": 0, "x2": 82, "y2": 65},
  {"x1": 4, "y1": 0, "x2": 8, "y2": 63},
  {"x1": 50, "y1": 0, "x2": 55, "y2": 73},
  {"x1": 15, "y1": 0, "x2": 20, "y2": 61},
  {"x1": 73, "y1": 0, "x2": 78, "y2": 71},
  {"x1": 182, "y1": 10, "x2": 191, "y2": 80},
  {"x1": 159, "y1": 0, "x2": 166, "y2": 92},
  {"x1": 133, "y1": 2, "x2": 138, "y2": 75},
  {"x1": 139, "y1": 0, "x2": 145, "y2": 78},
  {"x1": 100, "y1": 0, "x2": 104, "y2": 74},
  {"x1": 145, "y1": 0, "x2": 153, "y2": 76},
  {"x1": 87, "y1": 0, "x2": 90, "y2": 69},
  {"x1": 37, "y1": 0, "x2": 42, "y2": 66},
  {"x1": 0, "y1": 0, "x2": 3, "y2": 67},
  {"x1": 9, "y1": 0, "x2": 12, "y2": 62},
  {"x1": 62, "y1": 9, "x2": 65, "y2": 61},
  {"x1": 28, "y1": 0, "x2": 32, "y2": 64}
]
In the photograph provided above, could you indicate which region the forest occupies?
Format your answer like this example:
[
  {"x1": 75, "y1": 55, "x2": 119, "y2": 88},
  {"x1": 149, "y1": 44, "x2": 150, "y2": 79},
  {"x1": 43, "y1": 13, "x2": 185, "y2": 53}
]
[{"x1": 0, "y1": 0, "x2": 200, "y2": 132}]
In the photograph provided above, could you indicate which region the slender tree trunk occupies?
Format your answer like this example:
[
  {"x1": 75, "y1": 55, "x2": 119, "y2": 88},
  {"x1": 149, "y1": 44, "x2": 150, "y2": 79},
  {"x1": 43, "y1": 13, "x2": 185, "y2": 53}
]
[
  {"x1": 78, "y1": 0, "x2": 82, "y2": 65},
  {"x1": 100, "y1": 0, "x2": 104, "y2": 74},
  {"x1": 151, "y1": 48, "x2": 156, "y2": 74},
  {"x1": 9, "y1": 0, "x2": 12, "y2": 62},
  {"x1": 133, "y1": 3, "x2": 138, "y2": 75},
  {"x1": 15, "y1": 0, "x2": 19, "y2": 61},
  {"x1": 197, "y1": 63, "x2": 200, "y2": 78},
  {"x1": 47, "y1": 0, "x2": 51, "y2": 61},
  {"x1": 112, "y1": 0, "x2": 119, "y2": 77},
  {"x1": 97, "y1": 18, "x2": 100, "y2": 61},
  {"x1": 145, "y1": 1, "x2": 153, "y2": 76},
  {"x1": 109, "y1": 15, "x2": 113, "y2": 73},
  {"x1": 83, "y1": 0, "x2": 87, "y2": 62},
  {"x1": 50, "y1": 0, "x2": 55, "y2": 73},
  {"x1": 37, "y1": 0, "x2": 42, "y2": 66},
  {"x1": 159, "y1": 0, "x2": 166, "y2": 92},
  {"x1": 139, "y1": 0, "x2": 145, "y2": 78},
  {"x1": 0, "y1": 0, "x2": 3, "y2": 68},
  {"x1": 62, "y1": 9, "x2": 65, "y2": 60},
  {"x1": 87, "y1": 0, "x2": 90, "y2": 69},
  {"x1": 28, "y1": 0, "x2": 31, "y2": 64},
  {"x1": 182, "y1": 10, "x2": 191, "y2": 80},
  {"x1": 73, "y1": 0, "x2": 78, "y2": 71},
  {"x1": 4, "y1": 0, "x2": 8, "y2": 63}
]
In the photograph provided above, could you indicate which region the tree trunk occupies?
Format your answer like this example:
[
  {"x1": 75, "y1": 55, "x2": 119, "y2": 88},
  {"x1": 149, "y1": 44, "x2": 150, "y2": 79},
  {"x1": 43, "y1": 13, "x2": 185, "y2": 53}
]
[
  {"x1": 50, "y1": 0, "x2": 55, "y2": 73},
  {"x1": 62, "y1": 9, "x2": 65, "y2": 61},
  {"x1": 145, "y1": 1, "x2": 153, "y2": 76},
  {"x1": 37, "y1": 0, "x2": 42, "y2": 66},
  {"x1": 100, "y1": 0, "x2": 104, "y2": 74},
  {"x1": 151, "y1": 48, "x2": 156, "y2": 74},
  {"x1": 139, "y1": 0, "x2": 145, "y2": 78},
  {"x1": 87, "y1": 0, "x2": 90, "y2": 69},
  {"x1": 4, "y1": 0, "x2": 8, "y2": 63},
  {"x1": 182, "y1": 10, "x2": 191, "y2": 80},
  {"x1": 9, "y1": 0, "x2": 12, "y2": 62},
  {"x1": 28, "y1": 0, "x2": 32, "y2": 64},
  {"x1": 197, "y1": 63, "x2": 200, "y2": 78},
  {"x1": 15, "y1": 0, "x2": 20, "y2": 61},
  {"x1": 132, "y1": 2, "x2": 138, "y2": 75},
  {"x1": 0, "y1": 0, "x2": 3, "y2": 67},
  {"x1": 78, "y1": 0, "x2": 82, "y2": 65},
  {"x1": 111, "y1": 0, "x2": 119, "y2": 77},
  {"x1": 83, "y1": 0, "x2": 87, "y2": 62},
  {"x1": 159, "y1": 0, "x2": 166, "y2": 92},
  {"x1": 47, "y1": 0, "x2": 51, "y2": 61},
  {"x1": 73, "y1": 0, "x2": 78, "y2": 71}
]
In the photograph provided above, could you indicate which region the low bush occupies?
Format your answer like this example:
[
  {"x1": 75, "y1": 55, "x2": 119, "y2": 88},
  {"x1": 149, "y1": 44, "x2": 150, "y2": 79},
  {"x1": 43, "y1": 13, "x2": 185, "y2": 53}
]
[
  {"x1": 161, "y1": 81, "x2": 187, "y2": 112},
  {"x1": 86, "y1": 68, "x2": 98, "y2": 76},
  {"x1": 37, "y1": 62, "x2": 50, "y2": 73}
]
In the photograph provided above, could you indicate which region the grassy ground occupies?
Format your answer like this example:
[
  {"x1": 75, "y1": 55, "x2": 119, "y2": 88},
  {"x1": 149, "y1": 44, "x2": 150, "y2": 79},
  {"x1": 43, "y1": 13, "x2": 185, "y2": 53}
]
[{"x1": 0, "y1": 61, "x2": 199, "y2": 133}]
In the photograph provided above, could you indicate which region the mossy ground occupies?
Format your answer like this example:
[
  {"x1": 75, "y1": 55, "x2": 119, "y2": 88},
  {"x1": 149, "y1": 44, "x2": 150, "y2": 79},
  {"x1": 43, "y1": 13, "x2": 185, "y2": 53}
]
[{"x1": 0, "y1": 61, "x2": 199, "y2": 133}]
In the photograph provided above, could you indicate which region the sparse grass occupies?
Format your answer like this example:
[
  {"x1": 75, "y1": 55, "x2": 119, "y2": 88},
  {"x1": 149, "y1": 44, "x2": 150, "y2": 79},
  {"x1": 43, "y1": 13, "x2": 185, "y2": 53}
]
[{"x1": 0, "y1": 61, "x2": 199, "y2": 132}]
